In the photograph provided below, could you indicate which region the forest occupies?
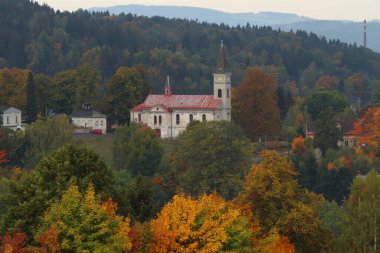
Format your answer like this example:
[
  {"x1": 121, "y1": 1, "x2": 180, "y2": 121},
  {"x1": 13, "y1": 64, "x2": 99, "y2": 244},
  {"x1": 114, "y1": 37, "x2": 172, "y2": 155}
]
[{"x1": 1, "y1": 0, "x2": 380, "y2": 252}]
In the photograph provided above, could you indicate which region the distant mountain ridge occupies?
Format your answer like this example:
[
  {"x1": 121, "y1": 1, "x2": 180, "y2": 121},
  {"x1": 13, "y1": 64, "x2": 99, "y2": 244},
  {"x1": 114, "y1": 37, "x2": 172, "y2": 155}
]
[{"x1": 88, "y1": 5, "x2": 380, "y2": 52}]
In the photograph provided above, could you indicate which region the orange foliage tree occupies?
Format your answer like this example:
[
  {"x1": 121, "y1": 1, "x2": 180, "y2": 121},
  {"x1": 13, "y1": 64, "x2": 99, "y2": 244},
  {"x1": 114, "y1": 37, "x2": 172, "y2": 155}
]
[
  {"x1": 149, "y1": 194, "x2": 253, "y2": 253},
  {"x1": 0, "y1": 150, "x2": 9, "y2": 165},
  {"x1": 354, "y1": 107, "x2": 380, "y2": 152},
  {"x1": 291, "y1": 136, "x2": 305, "y2": 155},
  {"x1": 0, "y1": 232, "x2": 27, "y2": 253},
  {"x1": 0, "y1": 68, "x2": 29, "y2": 111},
  {"x1": 236, "y1": 68, "x2": 281, "y2": 141}
]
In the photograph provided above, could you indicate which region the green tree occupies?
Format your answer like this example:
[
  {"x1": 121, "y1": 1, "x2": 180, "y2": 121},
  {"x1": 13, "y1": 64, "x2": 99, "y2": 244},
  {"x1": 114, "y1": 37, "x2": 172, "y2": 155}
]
[
  {"x1": 23, "y1": 114, "x2": 74, "y2": 168},
  {"x1": 1, "y1": 144, "x2": 113, "y2": 236},
  {"x1": 37, "y1": 183, "x2": 132, "y2": 252},
  {"x1": 314, "y1": 107, "x2": 342, "y2": 155},
  {"x1": 371, "y1": 82, "x2": 380, "y2": 106},
  {"x1": 104, "y1": 66, "x2": 150, "y2": 124},
  {"x1": 26, "y1": 71, "x2": 37, "y2": 123},
  {"x1": 74, "y1": 63, "x2": 101, "y2": 110},
  {"x1": 113, "y1": 124, "x2": 163, "y2": 176},
  {"x1": 34, "y1": 73, "x2": 53, "y2": 116},
  {"x1": 303, "y1": 89, "x2": 349, "y2": 120},
  {"x1": 51, "y1": 70, "x2": 77, "y2": 114},
  {"x1": 173, "y1": 121, "x2": 252, "y2": 199},
  {"x1": 341, "y1": 170, "x2": 380, "y2": 253},
  {"x1": 236, "y1": 68, "x2": 281, "y2": 141}
]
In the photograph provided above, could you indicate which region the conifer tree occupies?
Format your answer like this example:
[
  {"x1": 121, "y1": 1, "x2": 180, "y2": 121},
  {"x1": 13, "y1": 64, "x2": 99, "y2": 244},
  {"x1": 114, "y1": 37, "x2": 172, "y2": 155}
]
[{"x1": 26, "y1": 71, "x2": 37, "y2": 123}]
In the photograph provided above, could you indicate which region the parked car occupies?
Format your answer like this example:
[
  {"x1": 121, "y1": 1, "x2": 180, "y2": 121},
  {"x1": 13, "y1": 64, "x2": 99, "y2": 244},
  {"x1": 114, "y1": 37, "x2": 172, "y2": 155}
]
[{"x1": 91, "y1": 129, "x2": 102, "y2": 135}]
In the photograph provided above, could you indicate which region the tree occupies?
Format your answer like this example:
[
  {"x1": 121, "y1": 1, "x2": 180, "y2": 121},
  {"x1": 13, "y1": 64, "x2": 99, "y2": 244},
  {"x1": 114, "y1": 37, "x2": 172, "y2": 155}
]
[
  {"x1": 0, "y1": 127, "x2": 25, "y2": 167},
  {"x1": 371, "y1": 82, "x2": 380, "y2": 106},
  {"x1": 341, "y1": 170, "x2": 380, "y2": 253},
  {"x1": 236, "y1": 150, "x2": 327, "y2": 252},
  {"x1": 26, "y1": 71, "x2": 37, "y2": 123},
  {"x1": 0, "y1": 150, "x2": 8, "y2": 165},
  {"x1": 173, "y1": 121, "x2": 252, "y2": 199},
  {"x1": 345, "y1": 73, "x2": 370, "y2": 105},
  {"x1": 23, "y1": 114, "x2": 74, "y2": 168},
  {"x1": 353, "y1": 107, "x2": 380, "y2": 154},
  {"x1": 1, "y1": 144, "x2": 113, "y2": 236},
  {"x1": 104, "y1": 66, "x2": 150, "y2": 124},
  {"x1": 74, "y1": 63, "x2": 101, "y2": 110},
  {"x1": 0, "y1": 68, "x2": 28, "y2": 112},
  {"x1": 51, "y1": 70, "x2": 77, "y2": 114},
  {"x1": 236, "y1": 68, "x2": 281, "y2": 141},
  {"x1": 316, "y1": 75, "x2": 337, "y2": 90},
  {"x1": 314, "y1": 107, "x2": 342, "y2": 155},
  {"x1": 148, "y1": 194, "x2": 253, "y2": 252},
  {"x1": 303, "y1": 89, "x2": 349, "y2": 120},
  {"x1": 113, "y1": 124, "x2": 163, "y2": 176},
  {"x1": 37, "y1": 184, "x2": 132, "y2": 252},
  {"x1": 34, "y1": 73, "x2": 53, "y2": 116},
  {"x1": 0, "y1": 231, "x2": 28, "y2": 253}
]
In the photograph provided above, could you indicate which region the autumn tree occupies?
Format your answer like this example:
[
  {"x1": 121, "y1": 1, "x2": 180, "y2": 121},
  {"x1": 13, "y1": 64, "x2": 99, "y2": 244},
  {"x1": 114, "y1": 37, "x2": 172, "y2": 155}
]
[
  {"x1": 316, "y1": 75, "x2": 337, "y2": 90},
  {"x1": 37, "y1": 183, "x2": 132, "y2": 252},
  {"x1": 0, "y1": 150, "x2": 8, "y2": 165},
  {"x1": 345, "y1": 73, "x2": 370, "y2": 105},
  {"x1": 0, "y1": 231, "x2": 28, "y2": 253},
  {"x1": 149, "y1": 194, "x2": 253, "y2": 252},
  {"x1": 236, "y1": 150, "x2": 327, "y2": 252},
  {"x1": 0, "y1": 68, "x2": 28, "y2": 111},
  {"x1": 104, "y1": 65, "x2": 150, "y2": 124},
  {"x1": 173, "y1": 121, "x2": 252, "y2": 199},
  {"x1": 353, "y1": 107, "x2": 380, "y2": 154},
  {"x1": 73, "y1": 63, "x2": 101, "y2": 110},
  {"x1": 50, "y1": 70, "x2": 77, "y2": 114},
  {"x1": 23, "y1": 114, "x2": 74, "y2": 168},
  {"x1": 1, "y1": 144, "x2": 113, "y2": 236},
  {"x1": 26, "y1": 71, "x2": 37, "y2": 123},
  {"x1": 236, "y1": 68, "x2": 281, "y2": 141}
]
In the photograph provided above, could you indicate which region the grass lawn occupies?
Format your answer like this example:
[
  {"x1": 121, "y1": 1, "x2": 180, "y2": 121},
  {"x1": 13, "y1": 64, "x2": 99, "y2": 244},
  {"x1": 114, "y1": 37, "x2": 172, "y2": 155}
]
[
  {"x1": 74, "y1": 134, "x2": 177, "y2": 169},
  {"x1": 75, "y1": 134, "x2": 115, "y2": 168}
]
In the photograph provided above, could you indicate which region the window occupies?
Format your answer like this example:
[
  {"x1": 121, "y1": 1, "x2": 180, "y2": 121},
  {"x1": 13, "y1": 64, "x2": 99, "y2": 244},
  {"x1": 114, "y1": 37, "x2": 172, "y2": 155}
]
[
  {"x1": 176, "y1": 114, "x2": 180, "y2": 125},
  {"x1": 6, "y1": 116, "x2": 9, "y2": 124},
  {"x1": 159, "y1": 116, "x2": 162, "y2": 125},
  {"x1": 227, "y1": 112, "x2": 230, "y2": 120},
  {"x1": 227, "y1": 89, "x2": 230, "y2": 98},
  {"x1": 154, "y1": 116, "x2": 157, "y2": 125},
  {"x1": 189, "y1": 114, "x2": 193, "y2": 122},
  {"x1": 138, "y1": 113, "x2": 141, "y2": 122},
  {"x1": 202, "y1": 114, "x2": 206, "y2": 122},
  {"x1": 100, "y1": 120, "x2": 103, "y2": 126},
  {"x1": 15, "y1": 116, "x2": 18, "y2": 124},
  {"x1": 218, "y1": 89, "x2": 222, "y2": 98}
]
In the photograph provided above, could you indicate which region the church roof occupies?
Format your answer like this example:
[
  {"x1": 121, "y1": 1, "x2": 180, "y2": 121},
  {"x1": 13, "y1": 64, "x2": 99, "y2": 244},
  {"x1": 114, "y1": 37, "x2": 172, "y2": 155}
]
[{"x1": 131, "y1": 94, "x2": 221, "y2": 111}]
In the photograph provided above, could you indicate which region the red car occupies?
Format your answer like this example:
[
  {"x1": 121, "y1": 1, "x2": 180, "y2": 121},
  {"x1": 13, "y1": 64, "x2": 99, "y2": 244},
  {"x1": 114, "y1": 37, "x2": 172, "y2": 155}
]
[{"x1": 91, "y1": 129, "x2": 102, "y2": 135}]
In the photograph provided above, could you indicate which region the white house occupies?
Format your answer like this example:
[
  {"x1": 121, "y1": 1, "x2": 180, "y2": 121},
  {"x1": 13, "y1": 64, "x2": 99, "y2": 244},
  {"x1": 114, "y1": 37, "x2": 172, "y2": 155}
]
[
  {"x1": 0, "y1": 106, "x2": 24, "y2": 131},
  {"x1": 70, "y1": 103, "x2": 107, "y2": 134},
  {"x1": 130, "y1": 41, "x2": 231, "y2": 138}
]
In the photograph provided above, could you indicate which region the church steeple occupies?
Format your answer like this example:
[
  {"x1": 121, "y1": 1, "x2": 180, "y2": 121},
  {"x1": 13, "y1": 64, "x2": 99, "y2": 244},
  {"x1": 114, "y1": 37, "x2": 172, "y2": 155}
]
[
  {"x1": 164, "y1": 75, "x2": 171, "y2": 96},
  {"x1": 215, "y1": 40, "x2": 228, "y2": 74}
]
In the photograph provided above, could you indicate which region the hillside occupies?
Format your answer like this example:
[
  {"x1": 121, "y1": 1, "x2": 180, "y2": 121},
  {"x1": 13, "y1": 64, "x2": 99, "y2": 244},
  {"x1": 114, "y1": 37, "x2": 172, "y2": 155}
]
[
  {"x1": 1, "y1": 0, "x2": 380, "y2": 99},
  {"x1": 89, "y1": 5, "x2": 380, "y2": 52}
]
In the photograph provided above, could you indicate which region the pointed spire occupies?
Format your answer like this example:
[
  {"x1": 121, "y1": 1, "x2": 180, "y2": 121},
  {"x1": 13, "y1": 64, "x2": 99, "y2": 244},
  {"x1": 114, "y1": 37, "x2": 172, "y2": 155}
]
[
  {"x1": 165, "y1": 75, "x2": 171, "y2": 96},
  {"x1": 215, "y1": 40, "x2": 228, "y2": 74}
]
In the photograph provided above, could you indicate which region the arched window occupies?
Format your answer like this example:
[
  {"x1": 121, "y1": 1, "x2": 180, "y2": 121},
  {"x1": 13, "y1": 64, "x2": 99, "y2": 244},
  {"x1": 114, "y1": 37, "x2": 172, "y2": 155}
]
[
  {"x1": 227, "y1": 89, "x2": 230, "y2": 98},
  {"x1": 189, "y1": 114, "x2": 193, "y2": 122},
  {"x1": 218, "y1": 89, "x2": 222, "y2": 98},
  {"x1": 154, "y1": 115, "x2": 157, "y2": 125},
  {"x1": 176, "y1": 114, "x2": 180, "y2": 125},
  {"x1": 159, "y1": 116, "x2": 162, "y2": 125},
  {"x1": 202, "y1": 114, "x2": 206, "y2": 122}
]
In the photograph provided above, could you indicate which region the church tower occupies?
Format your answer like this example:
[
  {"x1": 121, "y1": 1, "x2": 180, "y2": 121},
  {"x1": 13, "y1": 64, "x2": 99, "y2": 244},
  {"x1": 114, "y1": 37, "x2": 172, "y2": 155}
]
[{"x1": 213, "y1": 40, "x2": 231, "y2": 120}]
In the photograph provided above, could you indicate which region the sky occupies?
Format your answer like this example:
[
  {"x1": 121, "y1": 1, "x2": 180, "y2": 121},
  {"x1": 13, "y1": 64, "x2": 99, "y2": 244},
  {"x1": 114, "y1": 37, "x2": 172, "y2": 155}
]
[{"x1": 34, "y1": 0, "x2": 380, "y2": 21}]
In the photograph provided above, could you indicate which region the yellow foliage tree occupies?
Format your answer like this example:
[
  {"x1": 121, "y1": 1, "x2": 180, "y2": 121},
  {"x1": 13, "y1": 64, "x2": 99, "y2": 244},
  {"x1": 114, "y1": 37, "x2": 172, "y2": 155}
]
[
  {"x1": 36, "y1": 184, "x2": 132, "y2": 253},
  {"x1": 149, "y1": 194, "x2": 253, "y2": 253},
  {"x1": 354, "y1": 107, "x2": 380, "y2": 153}
]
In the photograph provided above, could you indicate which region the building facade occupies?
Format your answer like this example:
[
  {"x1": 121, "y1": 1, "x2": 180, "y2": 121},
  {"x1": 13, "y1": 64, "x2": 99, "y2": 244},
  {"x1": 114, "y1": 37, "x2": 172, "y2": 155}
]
[
  {"x1": 131, "y1": 42, "x2": 232, "y2": 139},
  {"x1": 0, "y1": 106, "x2": 24, "y2": 131},
  {"x1": 70, "y1": 103, "x2": 107, "y2": 134}
]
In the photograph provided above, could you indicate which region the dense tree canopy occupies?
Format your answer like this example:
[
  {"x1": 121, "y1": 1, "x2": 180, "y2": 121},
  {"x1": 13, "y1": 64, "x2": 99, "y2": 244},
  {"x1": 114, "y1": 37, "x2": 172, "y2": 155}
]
[{"x1": 173, "y1": 121, "x2": 252, "y2": 199}]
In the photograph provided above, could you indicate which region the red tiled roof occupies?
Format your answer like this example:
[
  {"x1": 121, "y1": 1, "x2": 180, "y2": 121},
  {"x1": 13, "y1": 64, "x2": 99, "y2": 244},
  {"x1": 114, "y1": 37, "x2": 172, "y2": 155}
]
[{"x1": 131, "y1": 95, "x2": 221, "y2": 111}]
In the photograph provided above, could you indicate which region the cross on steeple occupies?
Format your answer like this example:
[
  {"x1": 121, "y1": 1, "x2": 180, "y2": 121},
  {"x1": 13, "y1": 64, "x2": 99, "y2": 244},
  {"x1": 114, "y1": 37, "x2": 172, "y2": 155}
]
[{"x1": 215, "y1": 40, "x2": 228, "y2": 74}]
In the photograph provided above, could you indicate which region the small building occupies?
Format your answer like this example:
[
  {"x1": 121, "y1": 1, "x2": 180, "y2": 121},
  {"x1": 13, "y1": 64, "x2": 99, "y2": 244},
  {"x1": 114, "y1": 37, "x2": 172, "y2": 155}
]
[
  {"x1": 305, "y1": 120, "x2": 360, "y2": 148},
  {"x1": 70, "y1": 103, "x2": 107, "y2": 134},
  {"x1": 0, "y1": 106, "x2": 24, "y2": 131},
  {"x1": 130, "y1": 41, "x2": 232, "y2": 139}
]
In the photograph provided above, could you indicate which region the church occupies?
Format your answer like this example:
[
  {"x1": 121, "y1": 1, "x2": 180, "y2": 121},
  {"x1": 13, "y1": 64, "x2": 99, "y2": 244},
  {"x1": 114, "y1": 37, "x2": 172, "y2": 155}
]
[{"x1": 130, "y1": 41, "x2": 232, "y2": 138}]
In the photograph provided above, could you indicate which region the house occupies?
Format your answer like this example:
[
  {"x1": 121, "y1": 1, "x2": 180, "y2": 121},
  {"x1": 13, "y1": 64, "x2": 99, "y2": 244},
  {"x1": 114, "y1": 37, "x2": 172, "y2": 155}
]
[
  {"x1": 130, "y1": 41, "x2": 231, "y2": 139},
  {"x1": 305, "y1": 120, "x2": 360, "y2": 148},
  {"x1": 70, "y1": 103, "x2": 107, "y2": 134},
  {"x1": 0, "y1": 106, "x2": 24, "y2": 131}
]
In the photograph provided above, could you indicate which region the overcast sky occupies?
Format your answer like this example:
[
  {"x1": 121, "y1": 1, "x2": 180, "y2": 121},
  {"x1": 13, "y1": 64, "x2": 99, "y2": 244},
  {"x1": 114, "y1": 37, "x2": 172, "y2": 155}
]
[{"x1": 35, "y1": 0, "x2": 380, "y2": 21}]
